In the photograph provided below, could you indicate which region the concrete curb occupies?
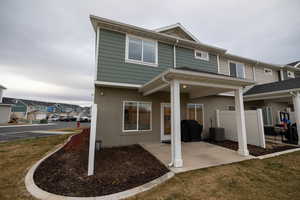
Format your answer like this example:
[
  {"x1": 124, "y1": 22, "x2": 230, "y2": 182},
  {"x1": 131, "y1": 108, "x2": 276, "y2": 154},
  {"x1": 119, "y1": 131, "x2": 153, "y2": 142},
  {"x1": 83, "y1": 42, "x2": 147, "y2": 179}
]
[
  {"x1": 30, "y1": 131, "x2": 75, "y2": 135},
  {"x1": 257, "y1": 147, "x2": 300, "y2": 159},
  {"x1": 25, "y1": 135, "x2": 175, "y2": 200},
  {"x1": 0, "y1": 123, "x2": 55, "y2": 128}
]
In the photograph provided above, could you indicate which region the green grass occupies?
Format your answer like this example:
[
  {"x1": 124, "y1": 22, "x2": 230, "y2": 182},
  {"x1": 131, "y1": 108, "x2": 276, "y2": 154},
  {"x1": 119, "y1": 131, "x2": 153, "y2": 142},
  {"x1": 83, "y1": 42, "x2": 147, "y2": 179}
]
[
  {"x1": 129, "y1": 151, "x2": 300, "y2": 200},
  {"x1": 0, "y1": 134, "x2": 71, "y2": 200}
]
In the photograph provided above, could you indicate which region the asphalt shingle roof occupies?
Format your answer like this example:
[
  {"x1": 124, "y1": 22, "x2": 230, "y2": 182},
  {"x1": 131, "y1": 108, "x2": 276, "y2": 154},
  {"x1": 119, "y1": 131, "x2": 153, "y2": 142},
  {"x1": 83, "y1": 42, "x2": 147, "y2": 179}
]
[
  {"x1": 287, "y1": 61, "x2": 300, "y2": 67},
  {"x1": 244, "y1": 77, "x2": 300, "y2": 96}
]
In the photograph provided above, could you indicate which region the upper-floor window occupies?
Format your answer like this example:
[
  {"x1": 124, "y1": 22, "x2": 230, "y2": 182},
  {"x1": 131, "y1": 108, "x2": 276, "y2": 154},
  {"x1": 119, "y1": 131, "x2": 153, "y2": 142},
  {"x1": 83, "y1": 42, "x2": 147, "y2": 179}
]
[
  {"x1": 194, "y1": 50, "x2": 209, "y2": 61},
  {"x1": 264, "y1": 68, "x2": 273, "y2": 76},
  {"x1": 229, "y1": 61, "x2": 245, "y2": 79},
  {"x1": 287, "y1": 71, "x2": 295, "y2": 78},
  {"x1": 125, "y1": 35, "x2": 158, "y2": 67}
]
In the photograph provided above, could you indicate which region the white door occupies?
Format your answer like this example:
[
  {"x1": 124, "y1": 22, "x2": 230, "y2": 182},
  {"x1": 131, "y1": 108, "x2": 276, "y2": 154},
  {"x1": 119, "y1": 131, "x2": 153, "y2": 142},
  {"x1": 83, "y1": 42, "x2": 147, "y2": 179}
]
[{"x1": 161, "y1": 103, "x2": 171, "y2": 141}]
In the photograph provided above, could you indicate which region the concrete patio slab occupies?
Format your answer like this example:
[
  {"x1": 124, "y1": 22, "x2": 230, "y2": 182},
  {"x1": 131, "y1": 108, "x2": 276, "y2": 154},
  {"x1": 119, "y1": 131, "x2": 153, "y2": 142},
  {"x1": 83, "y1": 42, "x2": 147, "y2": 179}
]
[{"x1": 141, "y1": 141, "x2": 254, "y2": 173}]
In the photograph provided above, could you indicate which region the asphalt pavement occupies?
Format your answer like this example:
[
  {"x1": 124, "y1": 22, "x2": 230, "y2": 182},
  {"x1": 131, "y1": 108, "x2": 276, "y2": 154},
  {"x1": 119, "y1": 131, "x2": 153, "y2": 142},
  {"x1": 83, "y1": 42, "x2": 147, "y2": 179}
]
[{"x1": 0, "y1": 121, "x2": 90, "y2": 142}]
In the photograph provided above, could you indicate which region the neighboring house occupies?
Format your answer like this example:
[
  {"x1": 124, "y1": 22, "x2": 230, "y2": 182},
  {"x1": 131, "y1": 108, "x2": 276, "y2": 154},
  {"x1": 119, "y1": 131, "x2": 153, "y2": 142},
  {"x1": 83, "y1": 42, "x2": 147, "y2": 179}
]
[
  {"x1": 3, "y1": 97, "x2": 27, "y2": 119},
  {"x1": 89, "y1": 16, "x2": 300, "y2": 171},
  {"x1": 0, "y1": 85, "x2": 11, "y2": 124}
]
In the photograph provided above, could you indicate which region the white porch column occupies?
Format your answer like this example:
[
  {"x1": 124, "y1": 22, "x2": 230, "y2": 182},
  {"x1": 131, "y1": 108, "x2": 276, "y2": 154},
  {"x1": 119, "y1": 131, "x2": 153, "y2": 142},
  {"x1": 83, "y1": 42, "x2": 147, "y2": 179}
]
[
  {"x1": 88, "y1": 103, "x2": 98, "y2": 176},
  {"x1": 235, "y1": 88, "x2": 249, "y2": 156},
  {"x1": 170, "y1": 80, "x2": 183, "y2": 167},
  {"x1": 292, "y1": 92, "x2": 300, "y2": 145}
]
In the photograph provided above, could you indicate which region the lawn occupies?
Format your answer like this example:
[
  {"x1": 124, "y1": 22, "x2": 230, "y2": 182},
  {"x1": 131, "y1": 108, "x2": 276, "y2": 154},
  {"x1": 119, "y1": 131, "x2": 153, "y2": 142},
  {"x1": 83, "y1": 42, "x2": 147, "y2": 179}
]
[
  {"x1": 0, "y1": 134, "x2": 70, "y2": 200},
  {"x1": 1, "y1": 134, "x2": 300, "y2": 200}
]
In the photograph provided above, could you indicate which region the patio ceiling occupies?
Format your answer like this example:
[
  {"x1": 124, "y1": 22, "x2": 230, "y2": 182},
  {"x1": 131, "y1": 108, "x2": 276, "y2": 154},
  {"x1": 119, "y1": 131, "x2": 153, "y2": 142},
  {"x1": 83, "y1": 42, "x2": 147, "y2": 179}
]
[{"x1": 139, "y1": 68, "x2": 256, "y2": 97}]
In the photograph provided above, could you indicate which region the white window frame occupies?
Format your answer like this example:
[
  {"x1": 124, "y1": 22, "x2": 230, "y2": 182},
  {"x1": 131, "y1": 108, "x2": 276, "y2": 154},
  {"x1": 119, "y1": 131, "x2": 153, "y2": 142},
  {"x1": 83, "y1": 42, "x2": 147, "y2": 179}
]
[
  {"x1": 194, "y1": 50, "x2": 209, "y2": 61},
  {"x1": 228, "y1": 60, "x2": 246, "y2": 79},
  {"x1": 122, "y1": 101, "x2": 152, "y2": 132},
  {"x1": 186, "y1": 103, "x2": 205, "y2": 129},
  {"x1": 262, "y1": 106, "x2": 273, "y2": 126},
  {"x1": 264, "y1": 68, "x2": 273, "y2": 76},
  {"x1": 125, "y1": 34, "x2": 158, "y2": 67},
  {"x1": 287, "y1": 70, "x2": 295, "y2": 78}
]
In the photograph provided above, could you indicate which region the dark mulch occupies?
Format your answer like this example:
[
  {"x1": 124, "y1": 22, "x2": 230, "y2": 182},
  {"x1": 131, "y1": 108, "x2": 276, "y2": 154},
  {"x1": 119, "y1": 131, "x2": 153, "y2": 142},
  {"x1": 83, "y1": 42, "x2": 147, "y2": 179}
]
[
  {"x1": 209, "y1": 140, "x2": 298, "y2": 156},
  {"x1": 34, "y1": 129, "x2": 169, "y2": 197}
]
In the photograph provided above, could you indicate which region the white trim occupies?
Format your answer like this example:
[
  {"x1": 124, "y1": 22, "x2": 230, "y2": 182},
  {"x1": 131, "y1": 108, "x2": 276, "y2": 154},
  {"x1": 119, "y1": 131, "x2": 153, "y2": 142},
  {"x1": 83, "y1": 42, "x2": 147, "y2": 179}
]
[
  {"x1": 217, "y1": 55, "x2": 220, "y2": 73},
  {"x1": 244, "y1": 88, "x2": 300, "y2": 99},
  {"x1": 263, "y1": 68, "x2": 273, "y2": 76},
  {"x1": 143, "y1": 83, "x2": 169, "y2": 96},
  {"x1": 228, "y1": 60, "x2": 246, "y2": 79},
  {"x1": 160, "y1": 103, "x2": 171, "y2": 141},
  {"x1": 154, "y1": 23, "x2": 200, "y2": 43},
  {"x1": 295, "y1": 62, "x2": 300, "y2": 68},
  {"x1": 94, "y1": 27, "x2": 100, "y2": 81},
  {"x1": 194, "y1": 50, "x2": 209, "y2": 61},
  {"x1": 125, "y1": 34, "x2": 158, "y2": 67},
  {"x1": 179, "y1": 80, "x2": 240, "y2": 90},
  {"x1": 94, "y1": 80, "x2": 141, "y2": 88},
  {"x1": 186, "y1": 103, "x2": 204, "y2": 129},
  {"x1": 122, "y1": 101, "x2": 152, "y2": 133}
]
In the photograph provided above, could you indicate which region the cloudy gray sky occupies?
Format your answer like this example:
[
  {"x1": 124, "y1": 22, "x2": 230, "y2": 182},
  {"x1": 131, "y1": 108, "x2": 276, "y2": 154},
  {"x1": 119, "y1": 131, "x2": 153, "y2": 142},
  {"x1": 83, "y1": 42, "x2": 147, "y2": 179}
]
[{"x1": 1, "y1": 0, "x2": 299, "y2": 106}]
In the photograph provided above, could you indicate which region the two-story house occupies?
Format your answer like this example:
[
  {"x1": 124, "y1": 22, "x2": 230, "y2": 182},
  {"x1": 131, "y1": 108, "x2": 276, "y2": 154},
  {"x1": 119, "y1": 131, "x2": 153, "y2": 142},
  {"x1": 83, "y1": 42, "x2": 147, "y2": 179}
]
[{"x1": 89, "y1": 15, "x2": 300, "y2": 169}]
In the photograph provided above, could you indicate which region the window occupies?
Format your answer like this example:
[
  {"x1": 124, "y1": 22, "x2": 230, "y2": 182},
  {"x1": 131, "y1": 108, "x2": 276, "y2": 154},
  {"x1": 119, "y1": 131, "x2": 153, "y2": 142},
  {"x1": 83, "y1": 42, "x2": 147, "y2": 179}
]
[
  {"x1": 264, "y1": 68, "x2": 273, "y2": 76},
  {"x1": 229, "y1": 61, "x2": 245, "y2": 78},
  {"x1": 123, "y1": 101, "x2": 152, "y2": 132},
  {"x1": 186, "y1": 104, "x2": 204, "y2": 125},
  {"x1": 262, "y1": 107, "x2": 273, "y2": 126},
  {"x1": 126, "y1": 35, "x2": 157, "y2": 66},
  {"x1": 194, "y1": 50, "x2": 209, "y2": 61},
  {"x1": 287, "y1": 71, "x2": 295, "y2": 78}
]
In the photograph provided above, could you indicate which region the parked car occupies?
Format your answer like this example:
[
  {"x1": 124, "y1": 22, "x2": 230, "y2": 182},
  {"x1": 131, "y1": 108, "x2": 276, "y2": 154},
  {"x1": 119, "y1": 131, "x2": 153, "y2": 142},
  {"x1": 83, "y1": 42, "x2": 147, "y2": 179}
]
[{"x1": 79, "y1": 116, "x2": 91, "y2": 122}]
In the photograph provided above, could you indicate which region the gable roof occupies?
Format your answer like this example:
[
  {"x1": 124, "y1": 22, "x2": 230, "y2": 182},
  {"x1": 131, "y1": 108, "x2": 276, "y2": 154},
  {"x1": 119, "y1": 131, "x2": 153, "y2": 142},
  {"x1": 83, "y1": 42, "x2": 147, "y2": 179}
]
[
  {"x1": 244, "y1": 77, "x2": 300, "y2": 96},
  {"x1": 154, "y1": 23, "x2": 200, "y2": 43}
]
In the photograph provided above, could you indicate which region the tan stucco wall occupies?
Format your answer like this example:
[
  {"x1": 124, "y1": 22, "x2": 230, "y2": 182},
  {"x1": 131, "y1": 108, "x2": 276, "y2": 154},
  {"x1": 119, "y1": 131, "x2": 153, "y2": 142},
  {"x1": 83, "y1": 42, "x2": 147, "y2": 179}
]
[
  {"x1": 189, "y1": 96, "x2": 235, "y2": 138},
  {"x1": 0, "y1": 105, "x2": 11, "y2": 123},
  {"x1": 94, "y1": 86, "x2": 189, "y2": 147},
  {"x1": 254, "y1": 65, "x2": 279, "y2": 84}
]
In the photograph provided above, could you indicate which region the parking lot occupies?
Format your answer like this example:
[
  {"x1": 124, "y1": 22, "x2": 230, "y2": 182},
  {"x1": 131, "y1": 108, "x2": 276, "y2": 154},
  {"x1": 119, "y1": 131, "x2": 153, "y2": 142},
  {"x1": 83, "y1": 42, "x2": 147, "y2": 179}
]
[{"x1": 0, "y1": 122, "x2": 90, "y2": 142}]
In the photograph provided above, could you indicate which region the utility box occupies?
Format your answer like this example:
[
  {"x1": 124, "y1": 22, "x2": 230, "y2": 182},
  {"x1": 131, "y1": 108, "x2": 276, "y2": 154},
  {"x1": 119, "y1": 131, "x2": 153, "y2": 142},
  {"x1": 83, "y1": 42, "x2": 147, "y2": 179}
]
[{"x1": 209, "y1": 128, "x2": 225, "y2": 142}]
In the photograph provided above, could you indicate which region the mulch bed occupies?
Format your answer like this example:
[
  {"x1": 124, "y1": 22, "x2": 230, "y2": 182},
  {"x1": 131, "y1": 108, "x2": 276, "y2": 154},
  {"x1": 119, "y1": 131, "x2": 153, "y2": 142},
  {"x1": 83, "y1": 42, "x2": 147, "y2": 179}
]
[
  {"x1": 33, "y1": 129, "x2": 169, "y2": 197},
  {"x1": 209, "y1": 140, "x2": 298, "y2": 156}
]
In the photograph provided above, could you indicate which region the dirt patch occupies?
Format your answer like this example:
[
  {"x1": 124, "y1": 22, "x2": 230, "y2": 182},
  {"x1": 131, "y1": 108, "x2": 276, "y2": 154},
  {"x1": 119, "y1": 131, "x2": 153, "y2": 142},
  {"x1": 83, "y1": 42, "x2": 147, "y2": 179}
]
[
  {"x1": 33, "y1": 129, "x2": 169, "y2": 197},
  {"x1": 209, "y1": 140, "x2": 298, "y2": 156}
]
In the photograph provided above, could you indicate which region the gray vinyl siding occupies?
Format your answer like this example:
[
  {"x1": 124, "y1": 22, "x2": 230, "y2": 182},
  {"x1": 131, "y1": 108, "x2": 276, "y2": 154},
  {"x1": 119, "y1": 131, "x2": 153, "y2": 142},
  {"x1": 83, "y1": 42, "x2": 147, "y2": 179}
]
[
  {"x1": 176, "y1": 47, "x2": 218, "y2": 73},
  {"x1": 97, "y1": 29, "x2": 173, "y2": 85},
  {"x1": 97, "y1": 29, "x2": 218, "y2": 84}
]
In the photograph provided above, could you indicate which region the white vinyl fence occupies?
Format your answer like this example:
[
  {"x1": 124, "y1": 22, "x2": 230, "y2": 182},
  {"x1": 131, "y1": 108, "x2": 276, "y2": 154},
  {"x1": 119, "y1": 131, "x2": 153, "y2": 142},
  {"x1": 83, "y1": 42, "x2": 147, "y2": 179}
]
[{"x1": 216, "y1": 109, "x2": 266, "y2": 148}]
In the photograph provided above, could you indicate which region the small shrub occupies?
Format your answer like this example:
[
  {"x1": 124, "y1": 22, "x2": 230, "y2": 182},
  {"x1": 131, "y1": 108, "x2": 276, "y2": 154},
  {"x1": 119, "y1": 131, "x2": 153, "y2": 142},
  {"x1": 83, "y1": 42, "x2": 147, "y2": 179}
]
[{"x1": 40, "y1": 119, "x2": 48, "y2": 124}]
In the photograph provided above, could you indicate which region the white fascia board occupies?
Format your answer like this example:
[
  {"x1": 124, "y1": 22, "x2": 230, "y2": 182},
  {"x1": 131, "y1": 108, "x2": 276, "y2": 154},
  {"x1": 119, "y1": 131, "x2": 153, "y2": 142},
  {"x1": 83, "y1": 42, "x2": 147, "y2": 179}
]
[
  {"x1": 244, "y1": 88, "x2": 300, "y2": 99},
  {"x1": 153, "y1": 23, "x2": 200, "y2": 43},
  {"x1": 94, "y1": 81, "x2": 141, "y2": 88}
]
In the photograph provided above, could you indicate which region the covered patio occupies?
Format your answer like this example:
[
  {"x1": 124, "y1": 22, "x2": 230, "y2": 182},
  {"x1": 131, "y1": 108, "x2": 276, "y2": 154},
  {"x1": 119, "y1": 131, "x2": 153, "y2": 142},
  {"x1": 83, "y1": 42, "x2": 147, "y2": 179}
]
[
  {"x1": 244, "y1": 78, "x2": 300, "y2": 146},
  {"x1": 139, "y1": 67, "x2": 255, "y2": 168},
  {"x1": 141, "y1": 141, "x2": 253, "y2": 173}
]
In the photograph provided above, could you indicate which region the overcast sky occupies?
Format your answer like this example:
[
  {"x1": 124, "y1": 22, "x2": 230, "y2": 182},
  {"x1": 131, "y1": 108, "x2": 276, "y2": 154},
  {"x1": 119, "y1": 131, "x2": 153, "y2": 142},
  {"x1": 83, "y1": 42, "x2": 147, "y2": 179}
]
[{"x1": 1, "y1": 0, "x2": 299, "y2": 106}]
